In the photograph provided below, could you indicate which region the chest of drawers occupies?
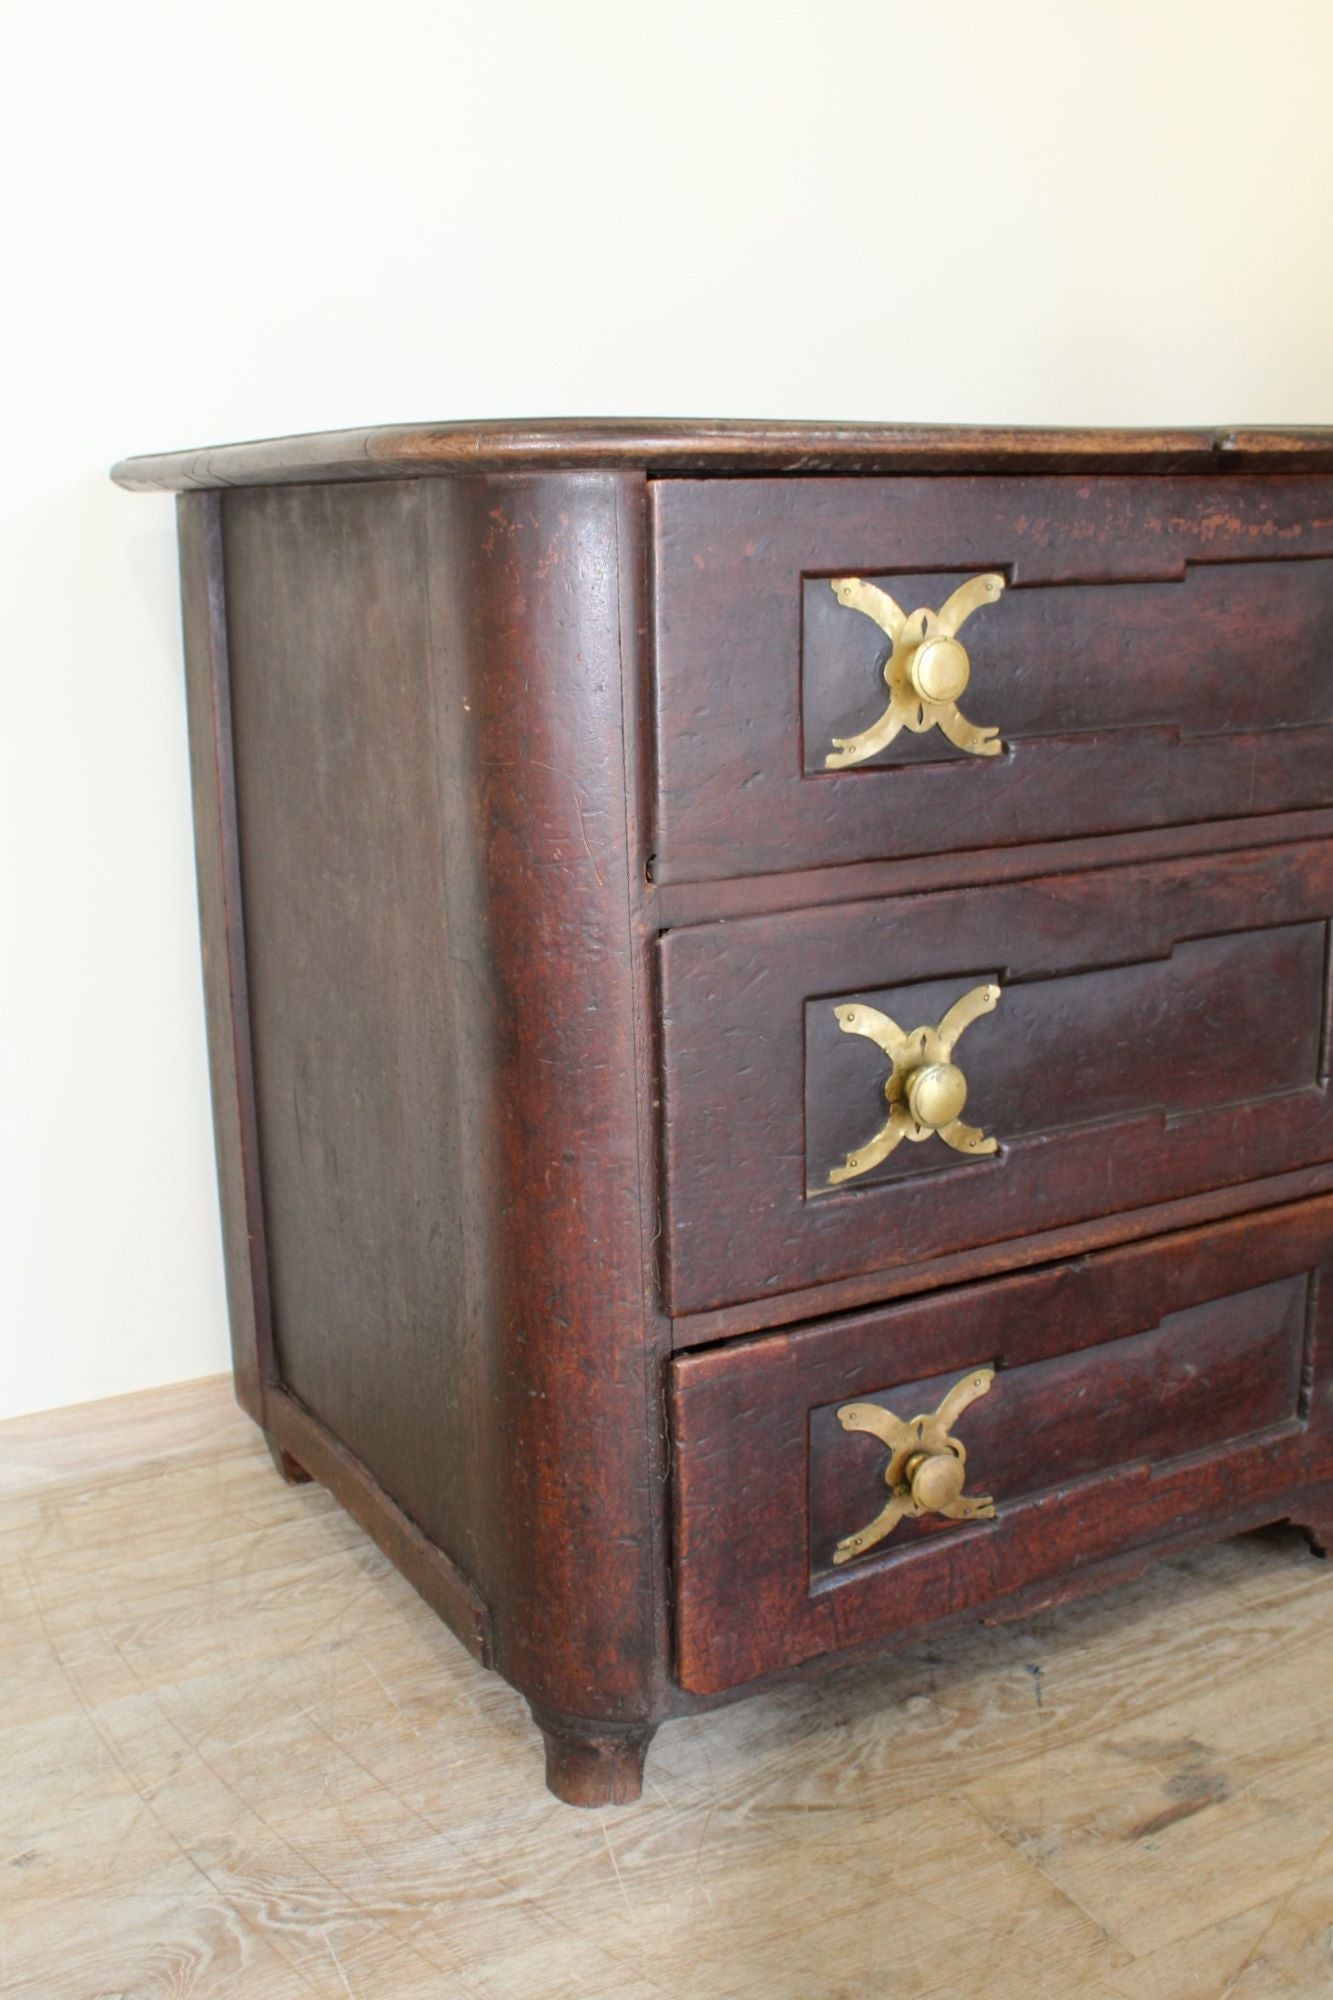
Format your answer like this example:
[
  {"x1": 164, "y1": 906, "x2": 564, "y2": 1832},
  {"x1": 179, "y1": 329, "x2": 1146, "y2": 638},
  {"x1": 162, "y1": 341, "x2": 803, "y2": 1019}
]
[{"x1": 114, "y1": 420, "x2": 1333, "y2": 1804}]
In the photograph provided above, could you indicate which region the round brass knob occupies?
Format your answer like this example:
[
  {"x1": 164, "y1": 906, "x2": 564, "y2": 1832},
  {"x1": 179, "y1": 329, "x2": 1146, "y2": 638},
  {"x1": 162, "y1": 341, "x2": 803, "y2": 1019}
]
[
  {"x1": 908, "y1": 1450, "x2": 966, "y2": 1513},
  {"x1": 906, "y1": 1061, "x2": 968, "y2": 1130},
  {"x1": 909, "y1": 635, "x2": 971, "y2": 704}
]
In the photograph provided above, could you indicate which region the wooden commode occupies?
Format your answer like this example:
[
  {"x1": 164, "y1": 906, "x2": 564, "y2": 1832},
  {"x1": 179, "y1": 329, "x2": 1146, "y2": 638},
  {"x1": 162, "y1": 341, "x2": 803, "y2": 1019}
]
[{"x1": 113, "y1": 420, "x2": 1333, "y2": 1804}]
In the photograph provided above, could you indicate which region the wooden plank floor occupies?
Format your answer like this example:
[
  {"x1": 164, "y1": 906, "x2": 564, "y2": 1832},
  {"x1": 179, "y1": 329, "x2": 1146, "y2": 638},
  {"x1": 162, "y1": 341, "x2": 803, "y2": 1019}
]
[{"x1": 4, "y1": 1377, "x2": 1333, "y2": 1999}]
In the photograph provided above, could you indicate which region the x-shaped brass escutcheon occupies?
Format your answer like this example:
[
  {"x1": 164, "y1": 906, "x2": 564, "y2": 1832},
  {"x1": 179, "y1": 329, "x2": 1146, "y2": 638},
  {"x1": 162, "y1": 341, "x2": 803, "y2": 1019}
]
[
  {"x1": 833, "y1": 1368, "x2": 998, "y2": 1565},
  {"x1": 825, "y1": 571, "x2": 1006, "y2": 768},
  {"x1": 828, "y1": 982, "x2": 1001, "y2": 1187}
]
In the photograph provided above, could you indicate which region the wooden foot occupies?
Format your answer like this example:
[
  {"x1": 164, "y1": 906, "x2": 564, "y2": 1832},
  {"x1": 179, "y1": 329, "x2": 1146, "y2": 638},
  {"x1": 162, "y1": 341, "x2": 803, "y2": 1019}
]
[
  {"x1": 530, "y1": 1707, "x2": 654, "y2": 1807},
  {"x1": 265, "y1": 1435, "x2": 313, "y2": 1485},
  {"x1": 1290, "y1": 1483, "x2": 1333, "y2": 1559},
  {"x1": 1298, "y1": 1515, "x2": 1333, "y2": 1560}
]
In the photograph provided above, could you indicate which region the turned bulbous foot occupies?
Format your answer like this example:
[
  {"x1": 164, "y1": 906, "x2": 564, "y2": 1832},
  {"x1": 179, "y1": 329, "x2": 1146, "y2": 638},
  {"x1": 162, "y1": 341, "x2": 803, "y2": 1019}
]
[{"x1": 530, "y1": 1707, "x2": 655, "y2": 1807}]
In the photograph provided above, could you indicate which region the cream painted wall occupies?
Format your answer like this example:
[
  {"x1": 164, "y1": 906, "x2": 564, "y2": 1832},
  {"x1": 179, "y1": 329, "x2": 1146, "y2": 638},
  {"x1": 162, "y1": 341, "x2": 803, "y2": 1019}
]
[{"x1": 4, "y1": 0, "x2": 1333, "y2": 1419}]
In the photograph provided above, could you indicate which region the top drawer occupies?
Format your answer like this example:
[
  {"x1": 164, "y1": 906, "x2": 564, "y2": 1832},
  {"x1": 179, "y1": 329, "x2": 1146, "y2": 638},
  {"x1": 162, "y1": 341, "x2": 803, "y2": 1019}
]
[{"x1": 651, "y1": 475, "x2": 1333, "y2": 882}]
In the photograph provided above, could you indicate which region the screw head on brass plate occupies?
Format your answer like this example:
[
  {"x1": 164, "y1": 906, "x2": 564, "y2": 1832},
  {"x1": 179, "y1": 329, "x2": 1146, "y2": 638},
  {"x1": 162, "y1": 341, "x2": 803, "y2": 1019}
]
[
  {"x1": 906, "y1": 1061, "x2": 968, "y2": 1130},
  {"x1": 909, "y1": 635, "x2": 970, "y2": 704}
]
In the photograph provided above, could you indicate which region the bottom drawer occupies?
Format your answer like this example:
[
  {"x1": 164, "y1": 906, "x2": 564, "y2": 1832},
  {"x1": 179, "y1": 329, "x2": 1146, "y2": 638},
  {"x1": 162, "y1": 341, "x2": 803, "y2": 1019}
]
[{"x1": 670, "y1": 1198, "x2": 1333, "y2": 1695}]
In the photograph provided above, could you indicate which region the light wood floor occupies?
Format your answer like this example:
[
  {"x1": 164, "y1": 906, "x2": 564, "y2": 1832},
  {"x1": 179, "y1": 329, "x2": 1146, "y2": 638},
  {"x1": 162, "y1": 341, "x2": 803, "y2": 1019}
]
[{"x1": 4, "y1": 1377, "x2": 1333, "y2": 1999}]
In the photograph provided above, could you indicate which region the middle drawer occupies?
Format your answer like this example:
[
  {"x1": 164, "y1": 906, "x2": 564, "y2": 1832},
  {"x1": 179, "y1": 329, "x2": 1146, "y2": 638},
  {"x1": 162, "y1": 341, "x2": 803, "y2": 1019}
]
[{"x1": 660, "y1": 839, "x2": 1333, "y2": 1316}]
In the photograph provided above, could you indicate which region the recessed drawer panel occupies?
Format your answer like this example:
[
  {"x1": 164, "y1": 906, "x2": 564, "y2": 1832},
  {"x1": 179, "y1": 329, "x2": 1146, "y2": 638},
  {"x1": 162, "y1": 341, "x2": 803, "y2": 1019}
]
[
  {"x1": 651, "y1": 475, "x2": 1333, "y2": 882},
  {"x1": 671, "y1": 1199, "x2": 1333, "y2": 1694},
  {"x1": 660, "y1": 841, "x2": 1333, "y2": 1317}
]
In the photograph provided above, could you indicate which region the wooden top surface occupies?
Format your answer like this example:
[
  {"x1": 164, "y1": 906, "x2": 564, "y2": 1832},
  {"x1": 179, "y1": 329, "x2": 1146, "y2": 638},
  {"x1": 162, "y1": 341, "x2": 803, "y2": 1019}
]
[{"x1": 111, "y1": 418, "x2": 1333, "y2": 491}]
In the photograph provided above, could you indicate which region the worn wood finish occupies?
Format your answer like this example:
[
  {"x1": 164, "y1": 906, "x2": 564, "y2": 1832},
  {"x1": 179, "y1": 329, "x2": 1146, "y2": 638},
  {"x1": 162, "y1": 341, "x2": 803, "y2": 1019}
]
[
  {"x1": 807, "y1": 1275, "x2": 1308, "y2": 1564},
  {"x1": 178, "y1": 470, "x2": 660, "y2": 1800},
  {"x1": 800, "y1": 557, "x2": 1333, "y2": 769},
  {"x1": 670, "y1": 1161, "x2": 1333, "y2": 1346},
  {"x1": 11, "y1": 1376, "x2": 1333, "y2": 1999},
  {"x1": 804, "y1": 925, "x2": 1324, "y2": 1190},
  {"x1": 421, "y1": 472, "x2": 661, "y2": 1740},
  {"x1": 653, "y1": 803, "x2": 1333, "y2": 928},
  {"x1": 111, "y1": 418, "x2": 1333, "y2": 490},
  {"x1": 529, "y1": 1707, "x2": 655, "y2": 1807},
  {"x1": 125, "y1": 421, "x2": 1333, "y2": 1802},
  {"x1": 672, "y1": 1199, "x2": 1333, "y2": 1694},
  {"x1": 223, "y1": 479, "x2": 482, "y2": 1573},
  {"x1": 265, "y1": 1384, "x2": 491, "y2": 1664},
  {"x1": 652, "y1": 476, "x2": 1333, "y2": 881},
  {"x1": 662, "y1": 840, "x2": 1333, "y2": 1315},
  {"x1": 175, "y1": 492, "x2": 274, "y2": 1424},
  {"x1": 264, "y1": 1436, "x2": 311, "y2": 1486}
]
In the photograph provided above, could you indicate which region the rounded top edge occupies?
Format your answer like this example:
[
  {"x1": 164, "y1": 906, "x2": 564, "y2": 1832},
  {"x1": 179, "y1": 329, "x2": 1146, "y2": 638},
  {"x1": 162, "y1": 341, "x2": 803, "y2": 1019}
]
[{"x1": 109, "y1": 418, "x2": 1333, "y2": 492}]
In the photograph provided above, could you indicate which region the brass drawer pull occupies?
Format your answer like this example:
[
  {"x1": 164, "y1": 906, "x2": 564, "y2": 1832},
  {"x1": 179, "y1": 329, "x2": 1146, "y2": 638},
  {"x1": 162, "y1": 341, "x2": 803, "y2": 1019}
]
[
  {"x1": 829, "y1": 982, "x2": 1001, "y2": 1186},
  {"x1": 834, "y1": 1368, "x2": 997, "y2": 1564},
  {"x1": 825, "y1": 572, "x2": 1005, "y2": 768}
]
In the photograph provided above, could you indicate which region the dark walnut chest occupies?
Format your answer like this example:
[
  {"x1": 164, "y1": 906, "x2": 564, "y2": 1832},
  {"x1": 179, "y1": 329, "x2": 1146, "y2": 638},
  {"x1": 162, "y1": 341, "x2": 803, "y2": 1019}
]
[{"x1": 114, "y1": 419, "x2": 1333, "y2": 1804}]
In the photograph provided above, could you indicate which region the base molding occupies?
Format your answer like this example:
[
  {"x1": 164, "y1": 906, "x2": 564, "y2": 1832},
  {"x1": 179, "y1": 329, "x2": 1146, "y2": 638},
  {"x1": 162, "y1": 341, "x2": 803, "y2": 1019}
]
[{"x1": 259, "y1": 1384, "x2": 492, "y2": 1666}]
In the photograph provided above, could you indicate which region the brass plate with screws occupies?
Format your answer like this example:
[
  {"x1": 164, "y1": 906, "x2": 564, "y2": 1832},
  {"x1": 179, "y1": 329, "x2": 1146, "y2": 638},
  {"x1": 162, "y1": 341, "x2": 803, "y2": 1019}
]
[
  {"x1": 825, "y1": 572, "x2": 1005, "y2": 768},
  {"x1": 829, "y1": 983, "x2": 1001, "y2": 1186},
  {"x1": 834, "y1": 1368, "x2": 998, "y2": 1563}
]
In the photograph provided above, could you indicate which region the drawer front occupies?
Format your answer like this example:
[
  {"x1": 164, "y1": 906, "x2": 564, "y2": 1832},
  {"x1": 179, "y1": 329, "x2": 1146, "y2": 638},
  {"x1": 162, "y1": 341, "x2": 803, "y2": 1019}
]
[
  {"x1": 671, "y1": 1200, "x2": 1333, "y2": 1694},
  {"x1": 660, "y1": 841, "x2": 1333, "y2": 1317},
  {"x1": 651, "y1": 474, "x2": 1333, "y2": 882}
]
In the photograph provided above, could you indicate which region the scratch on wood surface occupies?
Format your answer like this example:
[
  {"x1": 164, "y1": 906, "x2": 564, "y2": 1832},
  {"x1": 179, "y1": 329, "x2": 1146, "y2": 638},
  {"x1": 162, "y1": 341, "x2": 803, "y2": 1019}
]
[
  {"x1": 573, "y1": 784, "x2": 606, "y2": 888},
  {"x1": 1218, "y1": 1822, "x2": 1333, "y2": 1998},
  {"x1": 599, "y1": 1816, "x2": 635, "y2": 1920},
  {"x1": 357, "y1": 1653, "x2": 412, "y2": 1728},
  {"x1": 324, "y1": 1934, "x2": 359, "y2": 1999},
  {"x1": 8, "y1": 1376, "x2": 1333, "y2": 1999}
]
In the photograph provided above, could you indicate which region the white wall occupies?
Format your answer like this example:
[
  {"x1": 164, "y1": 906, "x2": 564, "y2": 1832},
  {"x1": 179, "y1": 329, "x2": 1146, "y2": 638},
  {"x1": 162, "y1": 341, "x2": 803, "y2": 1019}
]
[{"x1": 4, "y1": 0, "x2": 1333, "y2": 1420}]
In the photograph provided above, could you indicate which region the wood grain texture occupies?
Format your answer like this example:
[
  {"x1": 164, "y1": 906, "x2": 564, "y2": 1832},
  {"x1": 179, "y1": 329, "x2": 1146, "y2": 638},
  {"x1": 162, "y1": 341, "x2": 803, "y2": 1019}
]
[
  {"x1": 803, "y1": 924, "x2": 1325, "y2": 1191},
  {"x1": 198, "y1": 474, "x2": 661, "y2": 1772},
  {"x1": 800, "y1": 556, "x2": 1333, "y2": 767},
  {"x1": 176, "y1": 492, "x2": 274, "y2": 1423},
  {"x1": 671, "y1": 1198, "x2": 1333, "y2": 1694},
  {"x1": 529, "y1": 1707, "x2": 655, "y2": 1807},
  {"x1": 806, "y1": 1275, "x2": 1308, "y2": 1565},
  {"x1": 652, "y1": 475, "x2": 1333, "y2": 881},
  {"x1": 265, "y1": 1384, "x2": 490, "y2": 1665},
  {"x1": 661, "y1": 840, "x2": 1333, "y2": 1316},
  {"x1": 668, "y1": 1162, "x2": 1333, "y2": 1347},
  {"x1": 651, "y1": 803, "x2": 1333, "y2": 927},
  {"x1": 130, "y1": 436, "x2": 1333, "y2": 1806},
  {"x1": 222, "y1": 480, "x2": 477, "y2": 1570},
  {"x1": 6, "y1": 1376, "x2": 1333, "y2": 2000},
  {"x1": 0, "y1": 1374, "x2": 253, "y2": 1497},
  {"x1": 110, "y1": 418, "x2": 1333, "y2": 489},
  {"x1": 420, "y1": 473, "x2": 660, "y2": 1732}
]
